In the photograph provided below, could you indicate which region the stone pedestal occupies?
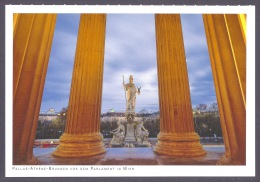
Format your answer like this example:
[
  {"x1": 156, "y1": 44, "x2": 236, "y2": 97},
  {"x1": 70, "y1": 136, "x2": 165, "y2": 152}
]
[
  {"x1": 154, "y1": 14, "x2": 206, "y2": 157},
  {"x1": 110, "y1": 114, "x2": 151, "y2": 147},
  {"x1": 124, "y1": 122, "x2": 136, "y2": 142},
  {"x1": 13, "y1": 14, "x2": 56, "y2": 164},
  {"x1": 53, "y1": 14, "x2": 106, "y2": 158},
  {"x1": 124, "y1": 117, "x2": 151, "y2": 147}
]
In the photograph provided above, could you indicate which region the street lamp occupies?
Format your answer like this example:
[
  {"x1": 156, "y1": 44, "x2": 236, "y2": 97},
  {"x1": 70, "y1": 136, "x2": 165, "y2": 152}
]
[
  {"x1": 62, "y1": 113, "x2": 66, "y2": 133},
  {"x1": 58, "y1": 112, "x2": 66, "y2": 122},
  {"x1": 193, "y1": 110, "x2": 200, "y2": 128},
  {"x1": 193, "y1": 111, "x2": 197, "y2": 128},
  {"x1": 57, "y1": 112, "x2": 66, "y2": 136},
  {"x1": 42, "y1": 120, "x2": 46, "y2": 139}
]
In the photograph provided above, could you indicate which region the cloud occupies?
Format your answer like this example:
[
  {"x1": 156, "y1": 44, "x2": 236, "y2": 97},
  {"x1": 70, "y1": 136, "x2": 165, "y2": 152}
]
[
  {"x1": 101, "y1": 14, "x2": 158, "y2": 112},
  {"x1": 40, "y1": 14, "x2": 217, "y2": 113},
  {"x1": 40, "y1": 14, "x2": 80, "y2": 112},
  {"x1": 181, "y1": 14, "x2": 208, "y2": 53},
  {"x1": 104, "y1": 14, "x2": 157, "y2": 73},
  {"x1": 102, "y1": 67, "x2": 159, "y2": 112},
  {"x1": 181, "y1": 14, "x2": 216, "y2": 107},
  {"x1": 40, "y1": 99, "x2": 69, "y2": 113}
]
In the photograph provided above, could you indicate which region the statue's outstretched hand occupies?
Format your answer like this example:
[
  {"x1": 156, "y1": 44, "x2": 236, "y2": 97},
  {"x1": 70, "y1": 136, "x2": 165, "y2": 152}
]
[{"x1": 137, "y1": 86, "x2": 141, "y2": 95}]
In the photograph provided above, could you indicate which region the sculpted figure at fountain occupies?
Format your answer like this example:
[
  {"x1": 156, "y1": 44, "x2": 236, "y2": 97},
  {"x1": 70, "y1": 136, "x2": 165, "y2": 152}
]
[
  {"x1": 110, "y1": 75, "x2": 151, "y2": 147},
  {"x1": 135, "y1": 120, "x2": 150, "y2": 146},
  {"x1": 110, "y1": 120, "x2": 125, "y2": 145}
]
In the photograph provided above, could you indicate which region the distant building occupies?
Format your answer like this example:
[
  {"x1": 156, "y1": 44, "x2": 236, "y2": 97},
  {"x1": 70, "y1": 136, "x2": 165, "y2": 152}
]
[
  {"x1": 39, "y1": 108, "x2": 159, "y2": 123},
  {"x1": 46, "y1": 108, "x2": 56, "y2": 114},
  {"x1": 101, "y1": 110, "x2": 126, "y2": 123},
  {"x1": 192, "y1": 109, "x2": 219, "y2": 116},
  {"x1": 100, "y1": 109, "x2": 159, "y2": 123},
  {"x1": 39, "y1": 108, "x2": 59, "y2": 124}
]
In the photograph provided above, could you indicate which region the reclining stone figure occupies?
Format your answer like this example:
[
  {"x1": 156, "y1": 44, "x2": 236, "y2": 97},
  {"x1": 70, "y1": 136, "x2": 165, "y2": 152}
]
[{"x1": 110, "y1": 120, "x2": 125, "y2": 145}]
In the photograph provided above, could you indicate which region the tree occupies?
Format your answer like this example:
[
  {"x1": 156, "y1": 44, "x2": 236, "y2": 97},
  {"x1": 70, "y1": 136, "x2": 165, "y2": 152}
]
[
  {"x1": 57, "y1": 106, "x2": 68, "y2": 123},
  {"x1": 208, "y1": 102, "x2": 218, "y2": 112},
  {"x1": 100, "y1": 119, "x2": 119, "y2": 138},
  {"x1": 196, "y1": 104, "x2": 208, "y2": 112},
  {"x1": 50, "y1": 118, "x2": 65, "y2": 138},
  {"x1": 143, "y1": 117, "x2": 160, "y2": 138},
  {"x1": 193, "y1": 112, "x2": 222, "y2": 137},
  {"x1": 35, "y1": 120, "x2": 44, "y2": 139}
]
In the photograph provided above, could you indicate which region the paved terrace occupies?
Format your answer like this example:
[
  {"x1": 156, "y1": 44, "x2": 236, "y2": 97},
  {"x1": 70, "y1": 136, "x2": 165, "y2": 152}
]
[{"x1": 34, "y1": 145, "x2": 225, "y2": 165}]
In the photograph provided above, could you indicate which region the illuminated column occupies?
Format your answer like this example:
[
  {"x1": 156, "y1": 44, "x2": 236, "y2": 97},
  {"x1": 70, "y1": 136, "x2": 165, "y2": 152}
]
[
  {"x1": 13, "y1": 13, "x2": 19, "y2": 35},
  {"x1": 238, "y1": 14, "x2": 246, "y2": 45},
  {"x1": 154, "y1": 14, "x2": 206, "y2": 157},
  {"x1": 13, "y1": 14, "x2": 56, "y2": 164},
  {"x1": 203, "y1": 14, "x2": 246, "y2": 165},
  {"x1": 53, "y1": 14, "x2": 106, "y2": 158}
]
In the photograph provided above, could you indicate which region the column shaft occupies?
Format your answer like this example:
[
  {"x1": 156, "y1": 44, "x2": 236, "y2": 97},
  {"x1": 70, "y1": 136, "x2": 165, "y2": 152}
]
[
  {"x1": 13, "y1": 14, "x2": 57, "y2": 164},
  {"x1": 53, "y1": 14, "x2": 106, "y2": 158},
  {"x1": 154, "y1": 14, "x2": 205, "y2": 157},
  {"x1": 238, "y1": 14, "x2": 246, "y2": 45},
  {"x1": 203, "y1": 14, "x2": 246, "y2": 165},
  {"x1": 13, "y1": 13, "x2": 19, "y2": 36}
]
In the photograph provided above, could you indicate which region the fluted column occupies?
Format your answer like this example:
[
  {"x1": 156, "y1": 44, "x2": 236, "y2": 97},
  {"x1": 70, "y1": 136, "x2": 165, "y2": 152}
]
[
  {"x1": 13, "y1": 14, "x2": 57, "y2": 164},
  {"x1": 203, "y1": 14, "x2": 246, "y2": 165},
  {"x1": 238, "y1": 14, "x2": 246, "y2": 45},
  {"x1": 53, "y1": 14, "x2": 106, "y2": 158},
  {"x1": 13, "y1": 13, "x2": 19, "y2": 36},
  {"x1": 154, "y1": 14, "x2": 206, "y2": 157}
]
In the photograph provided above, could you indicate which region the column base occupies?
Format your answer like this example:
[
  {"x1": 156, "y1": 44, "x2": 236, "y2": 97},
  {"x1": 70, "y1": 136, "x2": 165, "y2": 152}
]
[
  {"x1": 216, "y1": 155, "x2": 232, "y2": 165},
  {"x1": 217, "y1": 154, "x2": 245, "y2": 165},
  {"x1": 53, "y1": 133, "x2": 106, "y2": 158},
  {"x1": 13, "y1": 155, "x2": 39, "y2": 165},
  {"x1": 154, "y1": 132, "x2": 206, "y2": 157}
]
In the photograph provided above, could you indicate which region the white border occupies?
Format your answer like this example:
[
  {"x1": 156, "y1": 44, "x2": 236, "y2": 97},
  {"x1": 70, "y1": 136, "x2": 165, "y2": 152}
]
[{"x1": 6, "y1": 5, "x2": 255, "y2": 177}]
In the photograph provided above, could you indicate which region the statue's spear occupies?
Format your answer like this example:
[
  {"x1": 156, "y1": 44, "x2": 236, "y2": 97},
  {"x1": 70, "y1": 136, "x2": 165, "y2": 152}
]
[{"x1": 122, "y1": 75, "x2": 127, "y2": 106}]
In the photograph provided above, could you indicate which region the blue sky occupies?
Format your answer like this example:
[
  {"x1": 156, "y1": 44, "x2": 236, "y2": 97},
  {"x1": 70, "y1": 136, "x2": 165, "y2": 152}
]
[{"x1": 40, "y1": 14, "x2": 216, "y2": 113}]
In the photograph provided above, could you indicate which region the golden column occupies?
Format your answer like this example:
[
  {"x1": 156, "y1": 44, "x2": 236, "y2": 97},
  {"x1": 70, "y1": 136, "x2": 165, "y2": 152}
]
[
  {"x1": 13, "y1": 14, "x2": 56, "y2": 164},
  {"x1": 13, "y1": 14, "x2": 19, "y2": 34},
  {"x1": 154, "y1": 14, "x2": 206, "y2": 157},
  {"x1": 203, "y1": 14, "x2": 246, "y2": 165},
  {"x1": 53, "y1": 14, "x2": 106, "y2": 158}
]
